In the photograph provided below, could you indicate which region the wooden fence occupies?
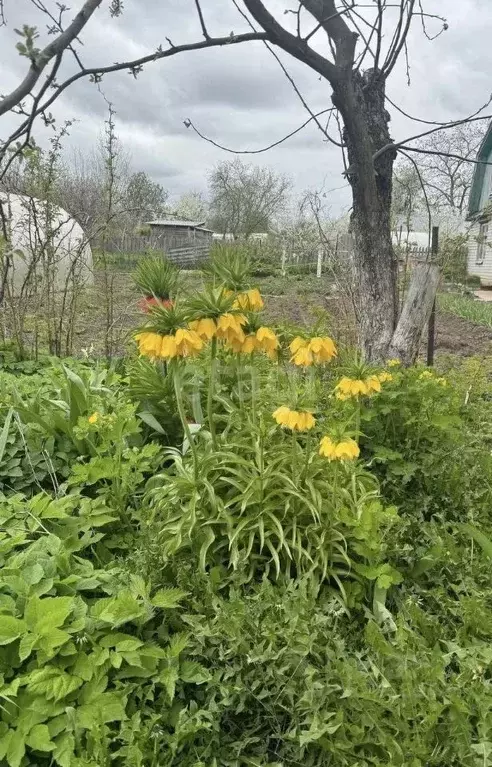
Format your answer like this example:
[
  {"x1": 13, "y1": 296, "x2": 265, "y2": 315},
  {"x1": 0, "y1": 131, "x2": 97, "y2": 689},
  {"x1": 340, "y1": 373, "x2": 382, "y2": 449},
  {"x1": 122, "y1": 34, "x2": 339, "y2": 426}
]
[{"x1": 96, "y1": 231, "x2": 212, "y2": 270}]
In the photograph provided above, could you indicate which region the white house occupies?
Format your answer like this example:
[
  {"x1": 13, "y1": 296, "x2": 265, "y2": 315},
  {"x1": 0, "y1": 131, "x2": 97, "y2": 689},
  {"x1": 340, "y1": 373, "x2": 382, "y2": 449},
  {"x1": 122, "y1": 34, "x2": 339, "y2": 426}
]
[
  {"x1": 1, "y1": 193, "x2": 93, "y2": 297},
  {"x1": 467, "y1": 123, "x2": 492, "y2": 285}
]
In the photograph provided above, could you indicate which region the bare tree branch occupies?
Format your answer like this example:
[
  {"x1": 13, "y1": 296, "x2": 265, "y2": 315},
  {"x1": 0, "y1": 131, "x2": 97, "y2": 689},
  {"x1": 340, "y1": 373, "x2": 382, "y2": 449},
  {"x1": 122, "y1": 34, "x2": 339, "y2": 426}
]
[
  {"x1": 373, "y1": 113, "x2": 492, "y2": 166},
  {"x1": 382, "y1": 0, "x2": 415, "y2": 77},
  {"x1": 386, "y1": 92, "x2": 492, "y2": 127},
  {"x1": 194, "y1": 0, "x2": 210, "y2": 40},
  {"x1": 231, "y1": 0, "x2": 344, "y2": 147},
  {"x1": 1, "y1": 29, "x2": 269, "y2": 160},
  {"x1": 401, "y1": 145, "x2": 492, "y2": 167},
  {"x1": 0, "y1": 0, "x2": 102, "y2": 117},
  {"x1": 184, "y1": 107, "x2": 334, "y2": 154},
  {"x1": 242, "y1": 0, "x2": 338, "y2": 80},
  {"x1": 301, "y1": 0, "x2": 358, "y2": 70}
]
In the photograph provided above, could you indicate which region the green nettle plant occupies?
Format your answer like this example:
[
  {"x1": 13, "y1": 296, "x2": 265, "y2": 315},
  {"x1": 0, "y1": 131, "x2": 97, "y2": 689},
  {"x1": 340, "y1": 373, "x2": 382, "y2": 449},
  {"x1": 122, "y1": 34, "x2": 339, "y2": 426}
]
[{"x1": 0, "y1": 492, "x2": 208, "y2": 767}]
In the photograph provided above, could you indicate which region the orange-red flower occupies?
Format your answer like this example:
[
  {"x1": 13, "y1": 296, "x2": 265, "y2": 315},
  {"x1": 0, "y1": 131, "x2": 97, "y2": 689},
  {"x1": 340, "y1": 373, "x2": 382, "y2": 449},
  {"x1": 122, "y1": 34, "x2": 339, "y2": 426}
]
[{"x1": 138, "y1": 296, "x2": 173, "y2": 313}]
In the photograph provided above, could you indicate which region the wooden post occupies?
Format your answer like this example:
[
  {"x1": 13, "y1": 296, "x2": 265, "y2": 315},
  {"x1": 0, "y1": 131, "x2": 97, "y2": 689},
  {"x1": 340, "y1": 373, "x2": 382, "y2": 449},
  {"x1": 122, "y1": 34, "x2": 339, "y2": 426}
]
[
  {"x1": 316, "y1": 244, "x2": 323, "y2": 278},
  {"x1": 427, "y1": 226, "x2": 439, "y2": 366}
]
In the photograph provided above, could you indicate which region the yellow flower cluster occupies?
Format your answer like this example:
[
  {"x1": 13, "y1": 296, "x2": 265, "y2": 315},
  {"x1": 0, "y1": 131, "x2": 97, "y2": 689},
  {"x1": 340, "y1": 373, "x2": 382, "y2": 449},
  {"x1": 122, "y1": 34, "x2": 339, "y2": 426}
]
[
  {"x1": 233, "y1": 288, "x2": 264, "y2": 311},
  {"x1": 419, "y1": 370, "x2": 447, "y2": 386},
  {"x1": 335, "y1": 374, "x2": 382, "y2": 400},
  {"x1": 378, "y1": 371, "x2": 393, "y2": 383},
  {"x1": 387, "y1": 359, "x2": 401, "y2": 367},
  {"x1": 290, "y1": 336, "x2": 337, "y2": 366},
  {"x1": 319, "y1": 436, "x2": 360, "y2": 461},
  {"x1": 215, "y1": 313, "x2": 248, "y2": 344},
  {"x1": 273, "y1": 406, "x2": 316, "y2": 431},
  {"x1": 88, "y1": 412, "x2": 99, "y2": 424},
  {"x1": 189, "y1": 317, "x2": 217, "y2": 340},
  {"x1": 230, "y1": 326, "x2": 280, "y2": 357},
  {"x1": 136, "y1": 329, "x2": 203, "y2": 359}
]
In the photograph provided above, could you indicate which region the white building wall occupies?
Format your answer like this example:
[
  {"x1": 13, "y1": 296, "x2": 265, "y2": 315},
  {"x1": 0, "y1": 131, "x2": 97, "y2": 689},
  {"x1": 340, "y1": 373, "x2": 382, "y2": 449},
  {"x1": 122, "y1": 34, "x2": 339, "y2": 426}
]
[{"x1": 467, "y1": 219, "x2": 492, "y2": 284}]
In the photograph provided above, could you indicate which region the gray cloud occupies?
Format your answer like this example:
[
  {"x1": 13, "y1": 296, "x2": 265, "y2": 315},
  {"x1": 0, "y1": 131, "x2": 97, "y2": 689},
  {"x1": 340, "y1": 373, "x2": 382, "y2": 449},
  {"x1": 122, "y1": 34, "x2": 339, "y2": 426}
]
[{"x1": 1, "y1": 0, "x2": 492, "y2": 213}]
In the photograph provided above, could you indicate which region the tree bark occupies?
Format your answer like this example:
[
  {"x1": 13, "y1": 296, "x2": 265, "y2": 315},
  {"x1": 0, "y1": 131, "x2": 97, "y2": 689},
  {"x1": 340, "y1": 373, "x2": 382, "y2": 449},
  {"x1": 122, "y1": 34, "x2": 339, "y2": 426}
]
[{"x1": 333, "y1": 70, "x2": 399, "y2": 362}]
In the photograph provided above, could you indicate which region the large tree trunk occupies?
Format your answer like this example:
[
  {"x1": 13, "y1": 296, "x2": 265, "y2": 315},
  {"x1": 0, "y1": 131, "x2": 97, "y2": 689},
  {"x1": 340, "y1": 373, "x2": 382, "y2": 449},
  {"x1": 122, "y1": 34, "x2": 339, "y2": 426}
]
[{"x1": 333, "y1": 70, "x2": 400, "y2": 362}]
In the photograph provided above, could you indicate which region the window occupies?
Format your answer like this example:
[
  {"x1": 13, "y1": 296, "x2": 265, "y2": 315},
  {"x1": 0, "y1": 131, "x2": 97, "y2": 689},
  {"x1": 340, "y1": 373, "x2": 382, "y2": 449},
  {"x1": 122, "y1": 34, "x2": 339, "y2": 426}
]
[{"x1": 476, "y1": 222, "x2": 489, "y2": 265}]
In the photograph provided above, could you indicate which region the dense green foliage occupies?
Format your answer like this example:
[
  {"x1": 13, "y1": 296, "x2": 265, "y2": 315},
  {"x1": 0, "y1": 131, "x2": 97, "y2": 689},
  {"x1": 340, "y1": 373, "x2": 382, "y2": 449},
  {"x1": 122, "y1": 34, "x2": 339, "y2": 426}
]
[{"x1": 2, "y1": 300, "x2": 492, "y2": 765}]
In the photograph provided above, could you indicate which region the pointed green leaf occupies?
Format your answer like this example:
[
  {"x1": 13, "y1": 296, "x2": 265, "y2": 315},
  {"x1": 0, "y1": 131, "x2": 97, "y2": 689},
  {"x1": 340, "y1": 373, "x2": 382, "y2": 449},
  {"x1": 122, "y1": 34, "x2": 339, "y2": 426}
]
[
  {"x1": 0, "y1": 407, "x2": 13, "y2": 466},
  {"x1": 26, "y1": 724, "x2": 55, "y2": 752},
  {"x1": 180, "y1": 660, "x2": 211, "y2": 685},
  {"x1": 159, "y1": 667, "x2": 178, "y2": 702},
  {"x1": 6, "y1": 728, "x2": 25, "y2": 767},
  {"x1": 151, "y1": 588, "x2": 187, "y2": 609},
  {"x1": 52, "y1": 732, "x2": 75, "y2": 767},
  {"x1": 0, "y1": 616, "x2": 26, "y2": 646}
]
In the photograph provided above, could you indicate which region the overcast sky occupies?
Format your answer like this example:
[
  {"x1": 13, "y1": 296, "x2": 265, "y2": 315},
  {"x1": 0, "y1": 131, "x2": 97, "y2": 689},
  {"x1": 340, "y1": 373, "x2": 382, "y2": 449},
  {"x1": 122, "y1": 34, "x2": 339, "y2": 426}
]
[{"x1": 1, "y1": 0, "x2": 492, "y2": 214}]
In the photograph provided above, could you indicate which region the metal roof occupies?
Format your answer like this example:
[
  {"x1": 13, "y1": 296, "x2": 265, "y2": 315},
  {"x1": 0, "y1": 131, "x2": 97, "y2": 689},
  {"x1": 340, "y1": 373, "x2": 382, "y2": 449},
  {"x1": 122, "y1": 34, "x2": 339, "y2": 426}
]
[{"x1": 145, "y1": 219, "x2": 206, "y2": 228}]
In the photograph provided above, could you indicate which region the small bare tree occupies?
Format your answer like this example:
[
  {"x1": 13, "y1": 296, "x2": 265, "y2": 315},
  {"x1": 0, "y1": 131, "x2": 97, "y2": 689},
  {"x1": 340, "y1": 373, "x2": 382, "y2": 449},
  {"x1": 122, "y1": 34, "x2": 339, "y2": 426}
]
[
  {"x1": 209, "y1": 158, "x2": 290, "y2": 239},
  {"x1": 409, "y1": 122, "x2": 487, "y2": 216},
  {"x1": 172, "y1": 191, "x2": 209, "y2": 222}
]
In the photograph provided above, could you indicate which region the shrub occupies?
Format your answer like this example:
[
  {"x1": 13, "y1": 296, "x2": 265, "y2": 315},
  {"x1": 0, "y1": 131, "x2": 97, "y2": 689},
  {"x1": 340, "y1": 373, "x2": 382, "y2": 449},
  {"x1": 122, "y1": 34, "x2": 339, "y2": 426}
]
[
  {"x1": 359, "y1": 362, "x2": 492, "y2": 527},
  {"x1": 0, "y1": 492, "x2": 207, "y2": 767}
]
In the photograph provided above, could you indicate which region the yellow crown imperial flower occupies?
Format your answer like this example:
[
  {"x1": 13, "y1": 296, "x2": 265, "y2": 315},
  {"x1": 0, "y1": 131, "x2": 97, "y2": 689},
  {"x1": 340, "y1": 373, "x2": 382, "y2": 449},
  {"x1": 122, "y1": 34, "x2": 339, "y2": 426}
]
[
  {"x1": 159, "y1": 334, "x2": 178, "y2": 359},
  {"x1": 189, "y1": 317, "x2": 217, "y2": 340},
  {"x1": 234, "y1": 288, "x2": 264, "y2": 311},
  {"x1": 365, "y1": 375, "x2": 382, "y2": 394},
  {"x1": 289, "y1": 335, "x2": 336, "y2": 366},
  {"x1": 293, "y1": 346, "x2": 314, "y2": 367},
  {"x1": 319, "y1": 436, "x2": 360, "y2": 462},
  {"x1": 88, "y1": 412, "x2": 99, "y2": 424},
  {"x1": 272, "y1": 406, "x2": 316, "y2": 432},
  {"x1": 241, "y1": 334, "x2": 258, "y2": 354},
  {"x1": 335, "y1": 374, "x2": 385, "y2": 400},
  {"x1": 289, "y1": 336, "x2": 307, "y2": 354},
  {"x1": 256, "y1": 326, "x2": 280, "y2": 358},
  {"x1": 229, "y1": 334, "x2": 258, "y2": 354},
  {"x1": 174, "y1": 328, "x2": 204, "y2": 357},
  {"x1": 216, "y1": 313, "x2": 247, "y2": 344},
  {"x1": 308, "y1": 336, "x2": 337, "y2": 363},
  {"x1": 335, "y1": 376, "x2": 368, "y2": 399},
  {"x1": 136, "y1": 332, "x2": 165, "y2": 359}
]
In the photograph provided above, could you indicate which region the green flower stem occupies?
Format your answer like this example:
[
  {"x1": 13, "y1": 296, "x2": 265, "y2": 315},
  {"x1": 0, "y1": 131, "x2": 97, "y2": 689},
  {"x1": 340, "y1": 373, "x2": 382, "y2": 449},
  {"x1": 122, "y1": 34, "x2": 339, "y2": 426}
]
[
  {"x1": 236, "y1": 356, "x2": 245, "y2": 410},
  {"x1": 332, "y1": 461, "x2": 339, "y2": 510},
  {"x1": 207, "y1": 336, "x2": 218, "y2": 448},
  {"x1": 355, "y1": 398, "x2": 361, "y2": 443},
  {"x1": 172, "y1": 362, "x2": 198, "y2": 479},
  {"x1": 292, "y1": 431, "x2": 299, "y2": 481},
  {"x1": 304, "y1": 431, "x2": 312, "y2": 476}
]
